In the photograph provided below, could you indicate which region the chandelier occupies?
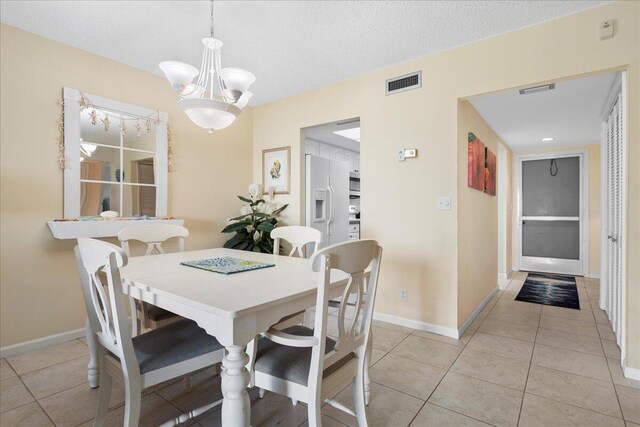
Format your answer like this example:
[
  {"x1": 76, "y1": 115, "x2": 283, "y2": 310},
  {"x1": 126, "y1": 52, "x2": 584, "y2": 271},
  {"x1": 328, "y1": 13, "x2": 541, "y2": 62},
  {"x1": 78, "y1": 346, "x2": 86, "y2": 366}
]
[{"x1": 159, "y1": 0, "x2": 254, "y2": 133}]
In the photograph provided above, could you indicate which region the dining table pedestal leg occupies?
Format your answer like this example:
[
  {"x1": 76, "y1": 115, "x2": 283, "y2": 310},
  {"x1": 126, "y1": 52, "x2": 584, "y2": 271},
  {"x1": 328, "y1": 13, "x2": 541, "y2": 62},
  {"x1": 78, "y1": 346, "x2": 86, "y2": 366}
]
[{"x1": 221, "y1": 344, "x2": 251, "y2": 427}]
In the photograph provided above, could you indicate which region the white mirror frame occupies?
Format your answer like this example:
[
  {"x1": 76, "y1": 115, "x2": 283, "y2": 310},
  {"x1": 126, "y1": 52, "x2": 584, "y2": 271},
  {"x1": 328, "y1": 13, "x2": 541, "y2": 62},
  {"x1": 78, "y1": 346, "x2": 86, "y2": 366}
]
[{"x1": 63, "y1": 87, "x2": 168, "y2": 218}]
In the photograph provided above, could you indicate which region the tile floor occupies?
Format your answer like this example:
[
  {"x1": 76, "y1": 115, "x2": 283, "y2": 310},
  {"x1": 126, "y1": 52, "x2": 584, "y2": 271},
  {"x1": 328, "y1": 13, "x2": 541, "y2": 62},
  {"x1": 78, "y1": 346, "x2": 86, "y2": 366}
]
[{"x1": 1, "y1": 272, "x2": 639, "y2": 426}]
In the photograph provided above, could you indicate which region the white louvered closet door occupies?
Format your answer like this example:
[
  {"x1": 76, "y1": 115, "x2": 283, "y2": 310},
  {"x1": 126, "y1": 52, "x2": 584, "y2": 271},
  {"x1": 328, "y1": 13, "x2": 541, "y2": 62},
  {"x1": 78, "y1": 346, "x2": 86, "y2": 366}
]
[{"x1": 604, "y1": 93, "x2": 624, "y2": 347}]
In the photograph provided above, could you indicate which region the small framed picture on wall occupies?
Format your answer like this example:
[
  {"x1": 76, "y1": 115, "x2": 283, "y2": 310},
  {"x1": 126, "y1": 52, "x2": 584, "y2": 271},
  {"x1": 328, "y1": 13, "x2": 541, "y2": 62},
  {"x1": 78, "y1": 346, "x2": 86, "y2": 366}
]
[{"x1": 262, "y1": 146, "x2": 291, "y2": 194}]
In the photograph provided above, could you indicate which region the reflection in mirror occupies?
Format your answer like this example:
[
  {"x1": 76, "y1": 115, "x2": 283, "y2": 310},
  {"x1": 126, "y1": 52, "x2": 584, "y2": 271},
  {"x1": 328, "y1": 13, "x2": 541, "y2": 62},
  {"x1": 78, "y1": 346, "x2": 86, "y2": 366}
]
[
  {"x1": 80, "y1": 182, "x2": 120, "y2": 217},
  {"x1": 123, "y1": 185, "x2": 156, "y2": 217},
  {"x1": 123, "y1": 113, "x2": 157, "y2": 152},
  {"x1": 80, "y1": 147, "x2": 119, "y2": 181},
  {"x1": 123, "y1": 153, "x2": 155, "y2": 184},
  {"x1": 80, "y1": 108, "x2": 120, "y2": 147}
]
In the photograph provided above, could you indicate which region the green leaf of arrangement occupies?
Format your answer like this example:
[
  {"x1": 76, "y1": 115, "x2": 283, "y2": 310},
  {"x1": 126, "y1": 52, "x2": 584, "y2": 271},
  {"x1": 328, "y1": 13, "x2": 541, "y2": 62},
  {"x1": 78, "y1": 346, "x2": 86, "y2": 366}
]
[
  {"x1": 228, "y1": 213, "x2": 252, "y2": 221},
  {"x1": 221, "y1": 221, "x2": 250, "y2": 233},
  {"x1": 238, "y1": 196, "x2": 253, "y2": 203},
  {"x1": 250, "y1": 199, "x2": 266, "y2": 207},
  {"x1": 256, "y1": 221, "x2": 275, "y2": 232},
  {"x1": 271, "y1": 204, "x2": 289, "y2": 216},
  {"x1": 252, "y1": 212, "x2": 270, "y2": 218}
]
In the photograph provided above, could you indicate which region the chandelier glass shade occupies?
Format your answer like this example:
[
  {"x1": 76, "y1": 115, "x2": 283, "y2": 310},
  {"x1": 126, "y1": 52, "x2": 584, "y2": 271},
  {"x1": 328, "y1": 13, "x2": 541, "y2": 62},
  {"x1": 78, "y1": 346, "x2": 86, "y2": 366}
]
[{"x1": 159, "y1": 2, "x2": 254, "y2": 133}]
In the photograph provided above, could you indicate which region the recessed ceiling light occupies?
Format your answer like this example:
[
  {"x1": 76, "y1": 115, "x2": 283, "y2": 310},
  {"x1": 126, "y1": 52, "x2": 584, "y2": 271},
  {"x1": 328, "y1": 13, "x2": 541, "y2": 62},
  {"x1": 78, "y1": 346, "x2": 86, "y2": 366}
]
[
  {"x1": 542, "y1": 137, "x2": 554, "y2": 142},
  {"x1": 333, "y1": 128, "x2": 361, "y2": 142}
]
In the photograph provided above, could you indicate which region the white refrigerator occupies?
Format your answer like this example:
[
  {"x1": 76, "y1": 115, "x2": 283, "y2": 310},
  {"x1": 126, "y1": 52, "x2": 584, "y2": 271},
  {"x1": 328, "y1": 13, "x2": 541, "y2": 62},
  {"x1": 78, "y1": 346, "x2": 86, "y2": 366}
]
[{"x1": 305, "y1": 154, "x2": 350, "y2": 248}]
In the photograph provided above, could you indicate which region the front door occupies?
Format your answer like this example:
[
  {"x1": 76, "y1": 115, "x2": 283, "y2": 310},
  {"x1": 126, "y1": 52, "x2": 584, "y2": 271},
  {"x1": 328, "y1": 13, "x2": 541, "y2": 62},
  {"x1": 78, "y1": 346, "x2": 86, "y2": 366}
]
[{"x1": 519, "y1": 154, "x2": 584, "y2": 275}]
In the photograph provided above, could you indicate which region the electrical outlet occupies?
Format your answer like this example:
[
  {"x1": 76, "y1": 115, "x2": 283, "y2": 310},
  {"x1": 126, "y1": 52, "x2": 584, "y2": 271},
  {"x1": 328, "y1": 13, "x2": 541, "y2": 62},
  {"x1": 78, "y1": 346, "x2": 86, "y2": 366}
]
[
  {"x1": 405, "y1": 148, "x2": 417, "y2": 158},
  {"x1": 399, "y1": 289, "x2": 408, "y2": 302}
]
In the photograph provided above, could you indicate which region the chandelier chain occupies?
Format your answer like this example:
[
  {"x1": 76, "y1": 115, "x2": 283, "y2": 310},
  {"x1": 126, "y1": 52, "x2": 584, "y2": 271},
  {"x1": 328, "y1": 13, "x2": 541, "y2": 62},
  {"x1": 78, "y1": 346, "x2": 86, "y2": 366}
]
[{"x1": 210, "y1": 0, "x2": 215, "y2": 38}]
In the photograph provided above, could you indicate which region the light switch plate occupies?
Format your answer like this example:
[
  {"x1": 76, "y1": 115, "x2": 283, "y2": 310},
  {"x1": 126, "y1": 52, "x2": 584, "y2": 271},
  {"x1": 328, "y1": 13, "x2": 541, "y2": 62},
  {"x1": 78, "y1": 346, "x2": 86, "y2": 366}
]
[
  {"x1": 599, "y1": 20, "x2": 614, "y2": 40},
  {"x1": 437, "y1": 196, "x2": 451, "y2": 210},
  {"x1": 397, "y1": 148, "x2": 405, "y2": 161}
]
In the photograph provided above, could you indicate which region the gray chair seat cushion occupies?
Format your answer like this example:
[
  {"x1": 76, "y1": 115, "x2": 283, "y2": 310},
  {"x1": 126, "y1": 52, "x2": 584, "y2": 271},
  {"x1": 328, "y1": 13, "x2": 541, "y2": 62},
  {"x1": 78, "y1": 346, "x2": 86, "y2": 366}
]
[
  {"x1": 255, "y1": 325, "x2": 353, "y2": 386},
  {"x1": 132, "y1": 319, "x2": 223, "y2": 374}
]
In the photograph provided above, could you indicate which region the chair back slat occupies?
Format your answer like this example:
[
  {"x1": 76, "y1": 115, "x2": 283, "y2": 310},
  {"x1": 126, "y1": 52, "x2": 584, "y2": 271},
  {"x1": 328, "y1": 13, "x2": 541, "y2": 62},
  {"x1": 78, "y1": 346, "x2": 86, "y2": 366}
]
[
  {"x1": 307, "y1": 240, "x2": 382, "y2": 389},
  {"x1": 271, "y1": 226, "x2": 322, "y2": 257},
  {"x1": 118, "y1": 224, "x2": 189, "y2": 256},
  {"x1": 75, "y1": 238, "x2": 139, "y2": 374}
]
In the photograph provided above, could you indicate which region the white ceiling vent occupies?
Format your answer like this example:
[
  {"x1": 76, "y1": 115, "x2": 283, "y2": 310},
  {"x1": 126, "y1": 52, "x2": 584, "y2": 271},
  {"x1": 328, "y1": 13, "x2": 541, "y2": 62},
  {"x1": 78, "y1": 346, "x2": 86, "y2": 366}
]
[{"x1": 386, "y1": 71, "x2": 422, "y2": 95}]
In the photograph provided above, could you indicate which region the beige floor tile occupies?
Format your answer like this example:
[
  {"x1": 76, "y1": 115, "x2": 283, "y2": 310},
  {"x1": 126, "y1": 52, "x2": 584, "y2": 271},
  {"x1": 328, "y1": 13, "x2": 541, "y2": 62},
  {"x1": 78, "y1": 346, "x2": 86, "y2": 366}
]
[
  {"x1": 368, "y1": 348, "x2": 386, "y2": 367},
  {"x1": 195, "y1": 386, "x2": 309, "y2": 427},
  {"x1": 0, "y1": 402, "x2": 54, "y2": 426},
  {"x1": 541, "y1": 304, "x2": 595, "y2": 323},
  {"x1": 76, "y1": 393, "x2": 194, "y2": 427},
  {"x1": 369, "y1": 353, "x2": 446, "y2": 399},
  {"x1": 428, "y1": 372, "x2": 522, "y2": 427},
  {"x1": 21, "y1": 356, "x2": 88, "y2": 399},
  {"x1": 526, "y1": 365, "x2": 621, "y2": 418},
  {"x1": 155, "y1": 367, "x2": 223, "y2": 415},
  {"x1": 372, "y1": 320, "x2": 414, "y2": 334},
  {"x1": 607, "y1": 358, "x2": 640, "y2": 390},
  {"x1": 532, "y1": 343, "x2": 610, "y2": 381},
  {"x1": 597, "y1": 322, "x2": 617, "y2": 341},
  {"x1": 477, "y1": 318, "x2": 538, "y2": 342},
  {"x1": 493, "y1": 298, "x2": 543, "y2": 314},
  {"x1": 535, "y1": 328, "x2": 604, "y2": 356},
  {"x1": 465, "y1": 332, "x2": 533, "y2": 362},
  {"x1": 0, "y1": 377, "x2": 35, "y2": 413},
  {"x1": 391, "y1": 335, "x2": 462, "y2": 370},
  {"x1": 484, "y1": 307, "x2": 540, "y2": 327},
  {"x1": 323, "y1": 382, "x2": 424, "y2": 427},
  {"x1": 0, "y1": 359, "x2": 17, "y2": 381},
  {"x1": 592, "y1": 306, "x2": 610, "y2": 324},
  {"x1": 519, "y1": 393, "x2": 624, "y2": 427},
  {"x1": 450, "y1": 349, "x2": 529, "y2": 390},
  {"x1": 38, "y1": 381, "x2": 125, "y2": 427},
  {"x1": 370, "y1": 326, "x2": 409, "y2": 352},
  {"x1": 6, "y1": 340, "x2": 88, "y2": 375},
  {"x1": 538, "y1": 315, "x2": 599, "y2": 338},
  {"x1": 411, "y1": 330, "x2": 468, "y2": 348},
  {"x1": 602, "y1": 339, "x2": 622, "y2": 360},
  {"x1": 299, "y1": 414, "x2": 348, "y2": 426},
  {"x1": 465, "y1": 316, "x2": 484, "y2": 333},
  {"x1": 616, "y1": 385, "x2": 640, "y2": 423},
  {"x1": 626, "y1": 423, "x2": 640, "y2": 427},
  {"x1": 410, "y1": 402, "x2": 491, "y2": 426}
]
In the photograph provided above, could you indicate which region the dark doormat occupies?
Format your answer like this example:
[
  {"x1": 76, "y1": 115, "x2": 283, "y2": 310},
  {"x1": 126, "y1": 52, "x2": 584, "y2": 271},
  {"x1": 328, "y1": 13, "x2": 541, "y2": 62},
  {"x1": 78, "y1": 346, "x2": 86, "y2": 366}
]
[{"x1": 515, "y1": 272, "x2": 580, "y2": 310}]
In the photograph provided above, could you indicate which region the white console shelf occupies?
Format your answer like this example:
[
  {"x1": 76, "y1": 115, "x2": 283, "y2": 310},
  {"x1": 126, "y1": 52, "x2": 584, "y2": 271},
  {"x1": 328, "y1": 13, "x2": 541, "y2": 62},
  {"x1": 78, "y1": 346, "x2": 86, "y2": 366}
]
[{"x1": 47, "y1": 218, "x2": 185, "y2": 239}]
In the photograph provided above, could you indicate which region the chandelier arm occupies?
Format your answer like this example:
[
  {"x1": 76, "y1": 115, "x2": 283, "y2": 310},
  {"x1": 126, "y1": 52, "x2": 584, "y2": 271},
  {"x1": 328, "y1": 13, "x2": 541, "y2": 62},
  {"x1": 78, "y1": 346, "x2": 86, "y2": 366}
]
[
  {"x1": 201, "y1": 47, "x2": 211, "y2": 94},
  {"x1": 214, "y1": 48, "x2": 228, "y2": 102},
  {"x1": 196, "y1": 46, "x2": 207, "y2": 87}
]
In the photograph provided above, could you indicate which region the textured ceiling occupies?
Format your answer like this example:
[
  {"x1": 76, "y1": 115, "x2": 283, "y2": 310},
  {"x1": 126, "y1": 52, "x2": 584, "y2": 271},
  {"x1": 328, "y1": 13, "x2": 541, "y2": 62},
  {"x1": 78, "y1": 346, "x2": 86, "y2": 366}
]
[
  {"x1": 469, "y1": 72, "x2": 618, "y2": 152},
  {"x1": 0, "y1": 1, "x2": 609, "y2": 105}
]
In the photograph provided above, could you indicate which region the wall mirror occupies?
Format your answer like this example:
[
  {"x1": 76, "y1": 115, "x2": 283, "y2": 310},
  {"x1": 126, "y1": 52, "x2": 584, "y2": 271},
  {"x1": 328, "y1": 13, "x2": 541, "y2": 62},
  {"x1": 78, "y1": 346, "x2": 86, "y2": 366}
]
[{"x1": 63, "y1": 88, "x2": 168, "y2": 218}]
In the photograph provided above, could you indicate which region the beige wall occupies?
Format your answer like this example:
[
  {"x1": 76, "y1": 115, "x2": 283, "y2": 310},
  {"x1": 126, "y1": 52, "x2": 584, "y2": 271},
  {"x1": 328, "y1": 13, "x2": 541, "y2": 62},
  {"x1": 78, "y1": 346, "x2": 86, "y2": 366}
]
[
  {"x1": 252, "y1": 1, "x2": 639, "y2": 367},
  {"x1": 456, "y1": 101, "x2": 501, "y2": 326},
  {"x1": 514, "y1": 145, "x2": 601, "y2": 276},
  {"x1": 0, "y1": 24, "x2": 253, "y2": 347}
]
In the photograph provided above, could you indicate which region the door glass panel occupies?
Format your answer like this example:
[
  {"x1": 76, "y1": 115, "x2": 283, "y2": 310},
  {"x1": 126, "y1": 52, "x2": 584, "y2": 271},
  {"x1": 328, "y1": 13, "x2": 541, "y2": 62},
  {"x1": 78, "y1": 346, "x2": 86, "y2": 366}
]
[
  {"x1": 522, "y1": 157, "x2": 579, "y2": 216},
  {"x1": 522, "y1": 220, "x2": 579, "y2": 260}
]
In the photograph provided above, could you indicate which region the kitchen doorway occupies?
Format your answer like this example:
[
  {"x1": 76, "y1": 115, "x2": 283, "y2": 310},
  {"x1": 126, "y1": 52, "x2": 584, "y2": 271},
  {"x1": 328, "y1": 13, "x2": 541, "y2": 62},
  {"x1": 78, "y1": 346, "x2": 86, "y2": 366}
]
[{"x1": 302, "y1": 118, "x2": 361, "y2": 251}]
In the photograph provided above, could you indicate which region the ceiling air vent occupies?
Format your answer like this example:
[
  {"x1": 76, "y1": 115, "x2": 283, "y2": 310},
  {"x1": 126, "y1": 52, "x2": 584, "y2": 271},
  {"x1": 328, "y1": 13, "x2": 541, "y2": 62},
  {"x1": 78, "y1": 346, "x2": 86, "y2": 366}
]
[{"x1": 386, "y1": 71, "x2": 422, "y2": 95}]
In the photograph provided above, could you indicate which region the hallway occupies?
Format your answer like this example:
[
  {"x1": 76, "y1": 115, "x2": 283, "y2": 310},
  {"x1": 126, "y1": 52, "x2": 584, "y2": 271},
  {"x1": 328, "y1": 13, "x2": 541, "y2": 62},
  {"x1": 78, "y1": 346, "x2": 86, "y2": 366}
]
[{"x1": 1, "y1": 272, "x2": 639, "y2": 426}]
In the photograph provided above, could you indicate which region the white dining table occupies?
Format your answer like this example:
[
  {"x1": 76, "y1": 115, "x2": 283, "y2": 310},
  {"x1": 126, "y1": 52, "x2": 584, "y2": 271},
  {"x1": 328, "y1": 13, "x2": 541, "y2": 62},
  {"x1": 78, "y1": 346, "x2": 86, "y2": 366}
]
[{"x1": 89, "y1": 247, "x2": 349, "y2": 427}]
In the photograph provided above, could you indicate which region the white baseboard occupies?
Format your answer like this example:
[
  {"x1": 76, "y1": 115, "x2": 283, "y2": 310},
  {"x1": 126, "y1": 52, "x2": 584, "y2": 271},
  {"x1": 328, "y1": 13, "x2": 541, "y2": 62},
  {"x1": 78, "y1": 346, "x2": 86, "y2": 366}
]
[
  {"x1": 497, "y1": 273, "x2": 508, "y2": 280},
  {"x1": 0, "y1": 327, "x2": 86, "y2": 358},
  {"x1": 458, "y1": 287, "x2": 499, "y2": 338},
  {"x1": 585, "y1": 273, "x2": 601, "y2": 279},
  {"x1": 373, "y1": 312, "x2": 459, "y2": 339},
  {"x1": 623, "y1": 360, "x2": 640, "y2": 381}
]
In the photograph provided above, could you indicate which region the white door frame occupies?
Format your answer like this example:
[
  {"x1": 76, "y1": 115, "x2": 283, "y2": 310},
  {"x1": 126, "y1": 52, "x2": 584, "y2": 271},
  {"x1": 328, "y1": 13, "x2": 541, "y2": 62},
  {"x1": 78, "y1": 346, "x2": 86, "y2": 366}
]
[{"x1": 514, "y1": 150, "x2": 589, "y2": 276}]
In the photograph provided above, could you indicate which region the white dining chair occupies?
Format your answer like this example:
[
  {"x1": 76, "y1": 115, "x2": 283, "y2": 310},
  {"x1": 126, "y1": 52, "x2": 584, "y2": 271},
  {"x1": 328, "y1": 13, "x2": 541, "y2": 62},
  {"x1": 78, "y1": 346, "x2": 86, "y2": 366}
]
[
  {"x1": 75, "y1": 238, "x2": 225, "y2": 427},
  {"x1": 118, "y1": 224, "x2": 189, "y2": 332},
  {"x1": 249, "y1": 240, "x2": 383, "y2": 427},
  {"x1": 271, "y1": 225, "x2": 322, "y2": 258}
]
